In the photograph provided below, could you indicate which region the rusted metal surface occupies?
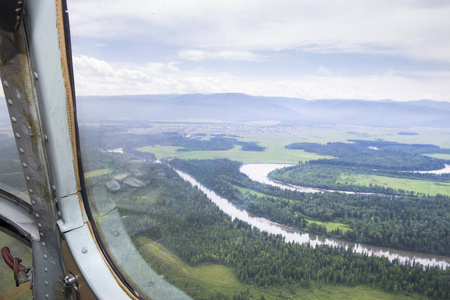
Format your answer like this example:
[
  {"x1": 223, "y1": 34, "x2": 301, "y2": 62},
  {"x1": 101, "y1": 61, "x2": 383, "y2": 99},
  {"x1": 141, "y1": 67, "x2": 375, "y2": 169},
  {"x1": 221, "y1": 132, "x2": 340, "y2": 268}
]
[{"x1": 0, "y1": 26, "x2": 69, "y2": 299}]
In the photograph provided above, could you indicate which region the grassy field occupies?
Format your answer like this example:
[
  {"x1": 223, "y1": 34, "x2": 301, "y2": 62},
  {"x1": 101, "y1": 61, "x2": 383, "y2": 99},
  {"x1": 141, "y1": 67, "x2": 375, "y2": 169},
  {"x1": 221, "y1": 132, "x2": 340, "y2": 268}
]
[
  {"x1": 84, "y1": 168, "x2": 113, "y2": 178},
  {"x1": 136, "y1": 134, "x2": 332, "y2": 163},
  {"x1": 135, "y1": 236, "x2": 426, "y2": 300},
  {"x1": 425, "y1": 153, "x2": 450, "y2": 160},
  {"x1": 233, "y1": 185, "x2": 272, "y2": 198},
  {"x1": 234, "y1": 185, "x2": 352, "y2": 234},
  {"x1": 305, "y1": 218, "x2": 351, "y2": 233},
  {"x1": 339, "y1": 174, "x2": 450, "y2": 196}
]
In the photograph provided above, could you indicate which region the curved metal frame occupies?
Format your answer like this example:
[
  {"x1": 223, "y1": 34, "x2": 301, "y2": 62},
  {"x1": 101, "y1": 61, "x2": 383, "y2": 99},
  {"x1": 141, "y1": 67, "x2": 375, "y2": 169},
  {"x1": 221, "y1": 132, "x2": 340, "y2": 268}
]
[{"x1": 1, "y1": 0, "x2": 135, "y2": 299}]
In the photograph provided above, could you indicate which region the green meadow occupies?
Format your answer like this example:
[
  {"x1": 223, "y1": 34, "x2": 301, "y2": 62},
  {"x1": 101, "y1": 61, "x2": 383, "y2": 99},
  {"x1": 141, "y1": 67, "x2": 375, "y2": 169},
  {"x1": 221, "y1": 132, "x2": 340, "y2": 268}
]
[
  {"x1": 425, "y1": 153, "x2": 450, "y2": 160},
  {"x1": 339, "y1": 174, "x2": 450, "y2": 196},
  {"x1": 134, "y1": 236, "x2": 427, "y2": 300},
  {"x1": 305, "y1": 218, "x2": 351, "y2": 233},
  {"x1": 137, "y1": 134, "x2": 333, "y2": 164}
]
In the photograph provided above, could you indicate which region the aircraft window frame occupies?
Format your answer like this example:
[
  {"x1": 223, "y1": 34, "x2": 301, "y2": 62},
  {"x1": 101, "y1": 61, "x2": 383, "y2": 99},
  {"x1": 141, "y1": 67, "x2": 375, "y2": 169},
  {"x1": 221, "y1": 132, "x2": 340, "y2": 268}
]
[{"x1": 1, "y1": 0, "x2": 139, "y2": 298}]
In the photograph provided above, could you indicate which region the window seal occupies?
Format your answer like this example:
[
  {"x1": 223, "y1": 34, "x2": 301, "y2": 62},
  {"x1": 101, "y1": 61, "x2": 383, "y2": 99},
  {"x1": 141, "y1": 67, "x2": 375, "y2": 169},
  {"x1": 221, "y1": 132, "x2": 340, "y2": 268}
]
[{"x1": 59, "y1": 1, "x2": 145, "y2": 298}]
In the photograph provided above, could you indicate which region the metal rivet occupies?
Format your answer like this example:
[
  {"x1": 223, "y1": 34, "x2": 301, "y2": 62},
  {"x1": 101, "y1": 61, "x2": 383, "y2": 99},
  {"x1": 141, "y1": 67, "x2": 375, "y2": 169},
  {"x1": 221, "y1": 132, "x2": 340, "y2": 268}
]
[
  {"x1": 57, "y1": 211, "x2": 61, "y2": 217},
  {"x1": 40, "y1": 232, "x2": 44, "y2": 236},
  {"x1": 35, "y1": 213, "x2": 39, "y2": 218},
  {"x1": 52, "y1": 186, "x2": 56, "y2": 191},
  {"x1": 26, "y1": 176, "x2": 31, "y2": 181},
  {"x1": 11, "y1": 116, "x2": 17, "y2": 122},
  {"x1": 29, "y1": 189, "x2": 33, "y2": 194},
  {"x1": 19, "y1": 148, "x2": 24, "y2": 153},
  {"x1": 44, "y1": 281, "x2": 48, "y2": 286},
  {"x1": 45, "y1": 294, "x2": 49, "y2": 299},
  {"x1": 42, "y1": 242, "x2": 46, "y2": 246},
  {"x1": 44, "y1": 135, "x2": 48, "y2": 141},
  {"x1": 7, "y1": 99, "x2": 13, "y2": 105},
  {"x1": 22, "y1": 163, "x2": 27, "y2": 168},
  {"x1": 3, "y1": 80, "x2": 9, "y2": 88},
  {"x1": 15, "y1": 133, "x2": 21, "y2": 138},
  {"x1": 38, "y1": 223, "x2": 42, "y2": 227},
  {"x1": 44, "y1": 267, "x2": 48, "y2": 272},
  {"x1": 32, "y1": 200, "x2": 36, "y2": 204},
  {"x1": 33, "y1": 72, "x2": 39, "y2": 80},
  {"x1": 43, "y1": 254, "x2": 47, "y2": 259},
  {"x1": 82, "y1": 247, "x2": 88, "y2": 254}
]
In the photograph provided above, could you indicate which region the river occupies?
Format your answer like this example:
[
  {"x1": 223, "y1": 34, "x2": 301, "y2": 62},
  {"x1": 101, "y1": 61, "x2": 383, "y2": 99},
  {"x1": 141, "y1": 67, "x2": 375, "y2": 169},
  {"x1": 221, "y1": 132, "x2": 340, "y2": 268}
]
[{"x1": 173, "y1": 165, "x2": 449, "y2": 269}]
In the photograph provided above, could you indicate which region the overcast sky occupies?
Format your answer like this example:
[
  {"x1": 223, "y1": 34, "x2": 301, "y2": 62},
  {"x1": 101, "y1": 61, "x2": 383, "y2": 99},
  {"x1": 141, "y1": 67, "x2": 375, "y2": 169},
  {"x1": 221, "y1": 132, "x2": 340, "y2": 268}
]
[{"x1": 3, "y1": 0, "x2": 450, "y2": 102}]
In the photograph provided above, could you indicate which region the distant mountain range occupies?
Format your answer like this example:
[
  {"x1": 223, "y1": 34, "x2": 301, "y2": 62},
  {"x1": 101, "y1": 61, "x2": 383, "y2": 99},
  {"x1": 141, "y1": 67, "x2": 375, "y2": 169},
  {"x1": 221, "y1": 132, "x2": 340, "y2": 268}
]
[
  {"x1": 74, "y1": 94, "x2": 450, "y2": 128},
  {"x1": 2, "y1": 94, "x2": 450, "y2": 128}
]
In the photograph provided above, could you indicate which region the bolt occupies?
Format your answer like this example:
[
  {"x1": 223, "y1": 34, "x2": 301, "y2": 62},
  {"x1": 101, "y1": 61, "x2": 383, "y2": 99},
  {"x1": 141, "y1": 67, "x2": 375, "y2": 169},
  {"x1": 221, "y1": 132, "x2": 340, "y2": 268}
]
[{"x1": 82, "y1": 247, "x2": 88, "y2": 254}]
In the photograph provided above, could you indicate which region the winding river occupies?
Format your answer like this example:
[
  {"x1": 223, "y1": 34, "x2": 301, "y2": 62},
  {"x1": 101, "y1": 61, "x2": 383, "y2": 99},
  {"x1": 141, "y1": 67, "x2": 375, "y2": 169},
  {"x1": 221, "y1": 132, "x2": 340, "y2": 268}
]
[{"x1": 174, "y1": 164, "x2": 450, "y2": 269}]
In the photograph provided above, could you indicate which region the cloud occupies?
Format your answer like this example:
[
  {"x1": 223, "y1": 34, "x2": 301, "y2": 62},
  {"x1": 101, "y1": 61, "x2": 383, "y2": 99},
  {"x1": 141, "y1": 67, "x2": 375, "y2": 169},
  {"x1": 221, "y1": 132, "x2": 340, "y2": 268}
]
[
  {"x1": 72, "y1": 55, "x2": 450, "y2": 101},
  {"x1": 68, "y1": 0, "x2": 450, "y2": 63},
  {"x1": 178, "y1": 50, "x2": 263, "y2": 61}
]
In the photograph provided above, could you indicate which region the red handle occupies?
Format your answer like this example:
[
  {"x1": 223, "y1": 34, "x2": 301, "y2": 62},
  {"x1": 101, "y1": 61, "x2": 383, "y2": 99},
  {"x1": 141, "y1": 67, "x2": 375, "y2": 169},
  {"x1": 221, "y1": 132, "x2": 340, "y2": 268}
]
[
  {"x1": 1, "y1": 247, "x2": 14, "y2": 270},
  {"x1": 2, "y1": 247, "x2": 26, "y2": 272}
]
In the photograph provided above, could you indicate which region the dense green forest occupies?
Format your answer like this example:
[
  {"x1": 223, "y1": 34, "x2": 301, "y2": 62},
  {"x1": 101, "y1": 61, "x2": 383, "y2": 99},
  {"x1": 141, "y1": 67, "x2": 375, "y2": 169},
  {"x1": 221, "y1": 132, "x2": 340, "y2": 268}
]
[
  {"x1": 79, "y1": 125, "x2": 264, "y2": 157},
  {"x1": 169, "y1": 159, "x2": 450, "y2": 256},
  {"x1": 285, "y1": 140, "x2": 449, "y2": 170},
  {"x1": 113, "y1": 162, "x2": 449, "y2": 299},
  {"x1": 269, "y1": 163, "x2": 450, "y2": 195}
]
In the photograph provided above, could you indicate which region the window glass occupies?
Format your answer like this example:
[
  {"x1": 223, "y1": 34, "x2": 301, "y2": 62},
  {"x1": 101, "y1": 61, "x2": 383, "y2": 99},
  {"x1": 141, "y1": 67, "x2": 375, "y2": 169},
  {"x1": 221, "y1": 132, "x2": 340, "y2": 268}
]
[
  {"x1": 72, "y1": 1, "x2": 450, "y2": 299},
  {"x1": 0, "y1": 96, "x2": 30, "y2": 203}
]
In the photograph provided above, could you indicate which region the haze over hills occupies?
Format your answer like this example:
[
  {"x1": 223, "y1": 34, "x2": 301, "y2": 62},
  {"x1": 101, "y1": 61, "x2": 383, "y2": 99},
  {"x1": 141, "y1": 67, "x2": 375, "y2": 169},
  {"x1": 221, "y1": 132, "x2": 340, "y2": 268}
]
[
  {"x1": 2, "y1": 94, "x2": 450, "y2": 128},
  {"x1": 74, "y1": 94, "x2": 450, "y2": 128}
]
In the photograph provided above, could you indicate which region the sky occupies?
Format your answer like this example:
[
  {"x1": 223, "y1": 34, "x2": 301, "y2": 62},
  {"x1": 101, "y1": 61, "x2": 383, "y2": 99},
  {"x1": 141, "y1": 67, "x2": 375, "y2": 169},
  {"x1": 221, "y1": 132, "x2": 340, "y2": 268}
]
[{"x1": 3, "y1": 0, "x2": 450, "y2": 101}]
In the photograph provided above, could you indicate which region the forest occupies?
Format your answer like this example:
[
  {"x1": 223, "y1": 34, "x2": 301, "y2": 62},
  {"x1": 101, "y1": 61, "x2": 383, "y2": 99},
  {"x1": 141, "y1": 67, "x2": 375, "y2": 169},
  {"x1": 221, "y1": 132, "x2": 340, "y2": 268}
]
[
  {"x1": 80, "y1": 125, "x2": 265, "y2": 155},
  {"x1": 269, "y1": 163, "x2": 450, "y2": 195},
  {"x1": 169, "y1": 159, "x2": 450, "y2": 256},
  {"x1": 285, "y1": 140, "x2": 449, "y2": 170},
  {"x1": 113, "y1": 162, "x2": 449, "y2": 299}
]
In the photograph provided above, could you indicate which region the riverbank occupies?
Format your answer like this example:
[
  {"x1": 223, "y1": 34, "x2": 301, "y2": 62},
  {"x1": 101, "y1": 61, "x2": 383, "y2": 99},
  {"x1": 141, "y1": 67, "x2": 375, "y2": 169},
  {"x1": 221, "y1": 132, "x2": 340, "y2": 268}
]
[{"x1": 174, "y1": 166, "x2": 450, "y2": 269}]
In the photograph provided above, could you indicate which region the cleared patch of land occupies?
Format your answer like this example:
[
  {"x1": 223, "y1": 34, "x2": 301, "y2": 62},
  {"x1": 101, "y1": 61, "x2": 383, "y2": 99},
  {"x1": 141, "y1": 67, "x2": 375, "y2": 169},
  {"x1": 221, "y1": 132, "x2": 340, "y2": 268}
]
[
  {"x1": 84, "y1": 168, "x2": 113, "y2": 178},
  {"x1": 425, "y1": 153, "x2": 450, "y2": 160},
  {"x1": 135, "y1": 236, "x2": 244, "y2": 297},
  {"x1": 137, "y1": 134, "x2": 333, "y2": 163},
  {"x1": 339, "y1": 174, "x2": 450, "y2": 196},
  {"x1": 305, "y1": 218, "x2": 351, "y2": 233},
  {"x1": 135, "y1": 236, "x2": 426, "y2": 300}
]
